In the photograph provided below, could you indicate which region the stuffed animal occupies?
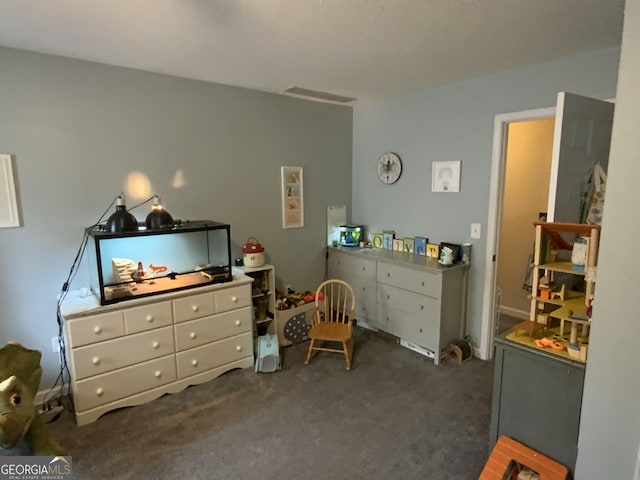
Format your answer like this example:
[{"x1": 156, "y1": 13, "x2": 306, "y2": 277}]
[{"x1": 0, "y1": 342, "x2": 67, "y2": 456}]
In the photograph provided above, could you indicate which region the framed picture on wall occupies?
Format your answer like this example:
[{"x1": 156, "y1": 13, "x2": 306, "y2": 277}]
[
  {"x1": 281, "y1": 166, "x2": 304, "y2": 229},
  {"x1": 0, "y1": 154, "x2": 21, "y2": 228},
  {"x1": 432, "y1": 160, "x2": 461, "y2": 192}
]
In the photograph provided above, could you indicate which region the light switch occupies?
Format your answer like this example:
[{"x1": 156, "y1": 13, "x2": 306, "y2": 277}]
[{"x1": 471, "y1": 223, "x2": 481, "y2": 239}]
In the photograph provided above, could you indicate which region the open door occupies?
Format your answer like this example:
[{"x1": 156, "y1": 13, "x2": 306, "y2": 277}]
[
  {"x1": 548, "y1": 92, "x2": 614, "y2": 223},
  {"x1": 481, "y1": 93, "x2": 614, "y2": 361}
]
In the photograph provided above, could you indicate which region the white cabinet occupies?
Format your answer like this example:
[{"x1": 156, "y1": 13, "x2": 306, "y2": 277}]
[
  {"x1": 329, "y1": 247, "x2": 468, "y2": 365},
  {"x1": 62, "y1": 274, "x2": 254, "y2": 425}
]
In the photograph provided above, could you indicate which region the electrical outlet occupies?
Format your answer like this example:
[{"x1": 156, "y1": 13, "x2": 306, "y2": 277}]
[
  {"x1": 471, "y1": 223, "x2": 481, "y2": 239},
  {"x1": 51, "y1": 336, "x2": 60, "y2": 353}
]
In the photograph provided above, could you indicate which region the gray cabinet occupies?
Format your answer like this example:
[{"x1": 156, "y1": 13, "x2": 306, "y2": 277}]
[
  {"x1": 490, "y1": 336, "x2": 585, "y2": 476},
  {"x1": 328, "y1": 247, "x2": 468, "y2": 365}
]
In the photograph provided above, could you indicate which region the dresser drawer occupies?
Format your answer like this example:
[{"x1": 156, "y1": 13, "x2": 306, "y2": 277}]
[
  {"x1": 72, "y1": 326, "x2": 175, "y2": 380},
  {"x1": 74, "y1": 355, "x2": 177, "y2": 412},
  {"x1": 355, "y1": 298, "x2": 377, "y2": 326},
  {"x1": 377, "y1": 304, "x2": 438, "y2": 352},
  {"x1": 214, "y1": 285, "x2": 251, "y2": 313},
  {"x1": 66, "y1": 311, "x2": 125, "y2": 348},
  {"x1": 176, "y1": 332, "x2": 253, "y2": 379},
  {"x1": 174, "y1": 307, "x2": 252, "y2": 351},
  {"x1": 125, "y1": 301, "x2": 172, "y2": 334},
  {"x1": 331, "y1": 252, "x2": 376, "y2": 281},
  {"x1": 173, "y1": 292, "x2": 216, "y2": 323},
  {"x1": 377, "y1": 263, "x2": 441, "y2": 298},
  {"x1": 377, "y1": 284, "x2": 440, "y2": 317}
]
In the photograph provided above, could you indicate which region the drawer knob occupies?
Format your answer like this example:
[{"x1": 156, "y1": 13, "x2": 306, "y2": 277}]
[
  {"x1": 92, "y1": 356, "x2": 101, "y2": 365},
  {"x1": 235, "y1": 320, "x2": 241, "y2": 326},
  {"x1": 362, "y1": 287, "x2": 366, "y2": 292},
  {"x1": 96, "y1": 387, "x2": 104, "y2": 397},
  {"x1": 152, "y1": 341, "x2": 160, "y2": 349},
  {"x1": 191, "y1": 359, "x2": 199, "y2": 367},
  {"x1": 231, "y1": 296, "x2": 238, "y2": 303},
  {"x1": 236, "y1": 345, "x2": 242, "y2": 352},
  {"x1": 387, "y1": 272, "x2": 390, "y2": 278},
  {"x1": 146, "y1": 315, "x2": 154, "y2": 323},
  {"x1": 190, "y1": 332, "x2": 197, "y2": 339},
  {"x1": 362, "y1": 266, "x2": 365, "y2": 271},
  {"x1": 155, "y1": 370, "x2": 162, "y2": 378},
  {"x1": 192, "y1": 305, "x2": 199, "y2": 312},
  {"x1": 420, "y1": 305, "x2": 424, "y2": 310},
  {"x1": 386, "y1": 294, "x2": 390, "y2": 300},
  {"x1": 419, "y1": 328, "x2": 423, "y2": 333},
  {"x1": 93, "y1": 326, "x2": 102, "y2": 334},
  {"x1": 421, "y1": 281, "x2": 425, "y2": 286}
]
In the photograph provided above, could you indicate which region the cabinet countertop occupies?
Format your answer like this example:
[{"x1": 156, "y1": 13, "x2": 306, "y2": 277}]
[
  {"x1": 495, "y1": 333, "x2": 586, "y2": 369},
  {"x1": 61, "y1": 267, "x2": 252, "y2": 319},
  {"x1": 329, "y1": 246, "x2": 469, "y2": 273}
]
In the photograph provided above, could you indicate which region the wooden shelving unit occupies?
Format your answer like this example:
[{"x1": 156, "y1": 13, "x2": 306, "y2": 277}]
[
  {"x1": 519, "y1": 222, "x2": 601, "y2": 355},
  {"x1": 240, "y1": 264, "x2": 276, "y2": 340}
]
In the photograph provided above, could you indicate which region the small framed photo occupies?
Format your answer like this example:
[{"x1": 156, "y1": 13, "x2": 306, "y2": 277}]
[
  {"x1": 426, "y1": 243, "x2": 440, "y2": 259},
  {"x1": 383, "y1": 230, "x2": 395, "y2": 250},
  {"x1": 414, "y1": 237, "x2": 428, "y2": 256},
  {"x1": 281, "y1": 166, "x2": 304, "y2": 229},
  {"x1": 403, "y1": 237, "x2": 414, "y2": 253},
  {"x1": 432, "y1": 160, "x2": 461, "y2": 193},
  {"x1": 371, "y1": 233, "x2": 384, "y2": 249},
  {"x1": 393, "y1": 239, "x2": 403, "y2": 251}
]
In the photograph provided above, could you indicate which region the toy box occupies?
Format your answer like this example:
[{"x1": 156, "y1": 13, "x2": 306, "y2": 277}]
[{"x1": 275, "y1": 302, "x2": 316, "y2": 347}]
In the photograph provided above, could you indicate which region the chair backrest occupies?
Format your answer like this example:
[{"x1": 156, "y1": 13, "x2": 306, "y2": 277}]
[{"x1": 314, "y1": 279, "x2": 356, "y2": 325}]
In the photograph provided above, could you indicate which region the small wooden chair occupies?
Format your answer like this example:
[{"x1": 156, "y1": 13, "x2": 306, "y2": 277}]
[{"x1": 304, "y1": 279, "x2": 356, "y2": 370}]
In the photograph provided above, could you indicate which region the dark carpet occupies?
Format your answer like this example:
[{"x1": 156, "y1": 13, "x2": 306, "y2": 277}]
[{"x1": 47, "y1": 328, "x2": 494, "y2": 480}]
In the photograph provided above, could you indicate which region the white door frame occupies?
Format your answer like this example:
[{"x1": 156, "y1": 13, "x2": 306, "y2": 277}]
[{"x1": 478, "y1": 105, "x2": 556, "y2": 360}]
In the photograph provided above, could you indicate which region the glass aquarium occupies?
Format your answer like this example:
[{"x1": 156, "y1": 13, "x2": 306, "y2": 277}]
[{"x1": 87, "y1": 220, "x2": 232, "y2": 305}]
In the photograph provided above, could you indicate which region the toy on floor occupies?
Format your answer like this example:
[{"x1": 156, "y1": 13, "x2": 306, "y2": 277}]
[{"x1": 0, "y1": 342, "x2": 67, "y2": 456}]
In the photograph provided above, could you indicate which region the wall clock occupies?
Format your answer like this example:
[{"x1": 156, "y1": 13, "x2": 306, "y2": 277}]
[{"x1": 378, "y1": 152, "x2": 402, "y2": 184}]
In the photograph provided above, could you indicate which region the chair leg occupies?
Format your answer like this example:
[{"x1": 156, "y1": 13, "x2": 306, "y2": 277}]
[
  {"x1": 304, "y1": 339, "x2": 315, "y2": 365},
  {"x1": 343, "y1": 337, "x2": 353, "y2": 370}
]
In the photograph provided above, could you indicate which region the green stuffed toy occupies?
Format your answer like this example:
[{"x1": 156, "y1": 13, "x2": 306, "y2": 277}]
[{"x1": 0, "y1": 342, "x2": 67, "y2": 456}]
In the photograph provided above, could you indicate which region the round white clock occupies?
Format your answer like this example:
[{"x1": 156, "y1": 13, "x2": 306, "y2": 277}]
[{"x1": 378, "y1": 152, "x2": 402, "y2": 184}]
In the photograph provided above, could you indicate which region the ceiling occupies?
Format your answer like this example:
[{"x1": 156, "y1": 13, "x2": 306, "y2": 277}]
[{"x1": 0, "y1": 0, "x2": 625, "y2": 103}]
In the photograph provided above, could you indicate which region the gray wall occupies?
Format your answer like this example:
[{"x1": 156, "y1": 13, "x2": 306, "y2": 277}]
[
  {"x1": 352, "y1": 47, "x2": 620, "y2": 351},
  {"x1": 0, "y1": 47, "x2": 352, "y2": 388},
  {"x1": 576, "y1": 0, "x2": 640, "y2": 477}
]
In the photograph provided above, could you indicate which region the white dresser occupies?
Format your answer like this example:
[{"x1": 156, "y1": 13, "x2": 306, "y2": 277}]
[
  {"x1": 329, "y1": 247, "x2": 468, "y2": 365},
  {"x1": 61, "y1": 273, "x2": 253, "y2": 425}
]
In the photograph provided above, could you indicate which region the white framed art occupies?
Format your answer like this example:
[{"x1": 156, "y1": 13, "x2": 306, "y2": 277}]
[
  {"x1": 432, "y1": 160, "x2": 461, "y2": 193},
  {"x1": 281, "y1": 166, "x2": 304, "y2": 228},
  {"x1": 0, "y1": 154, "x2": 21, "y2": 227}
]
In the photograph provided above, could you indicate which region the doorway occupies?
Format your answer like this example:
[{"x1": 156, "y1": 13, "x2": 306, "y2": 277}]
[
  {"x1": 495, "y1": 117, "x2": 555, "y2": 336},
  {"x1": 479, "y1": 105, "x2": 556, "y2": 358}
]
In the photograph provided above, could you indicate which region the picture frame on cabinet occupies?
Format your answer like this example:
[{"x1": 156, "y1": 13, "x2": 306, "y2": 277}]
[
  {"x1": 0, "y1": 154, "x2": 21, "y2": 228},
  {"x1": 383, "y1": 230, "x2": 395, "y2": 249},
  {"x1": 426, "y1": 243, "x2": 440, "y2": 259},
  {"x1": 414, "y1": 237, "x2": 428, "y2": 256},
  {"x1": 403, "y1": 237, "x2": 414, "y2": 253},
  {"x1": 371, "y1": 233, "x2": 384, "y2": 249},
  {"x1": 281, "y1": 166, "x2": 304, "y2": 229}
]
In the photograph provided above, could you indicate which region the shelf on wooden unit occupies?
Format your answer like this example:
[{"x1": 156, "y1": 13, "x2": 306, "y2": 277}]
[{"x1": 537, "y1": 261, "x2": 586, "y2": 275}]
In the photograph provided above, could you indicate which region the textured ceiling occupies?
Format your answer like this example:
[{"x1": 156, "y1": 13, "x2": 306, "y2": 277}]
[{"x1": 0, "y1": 0, "x2": 625, "y2": 102}]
